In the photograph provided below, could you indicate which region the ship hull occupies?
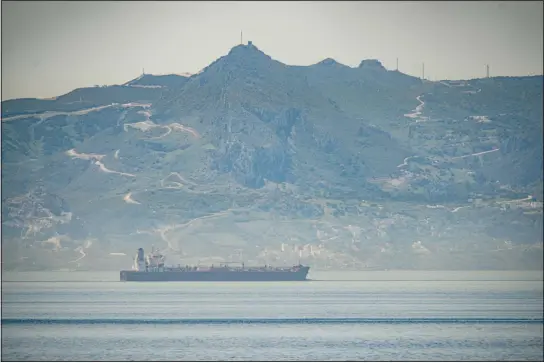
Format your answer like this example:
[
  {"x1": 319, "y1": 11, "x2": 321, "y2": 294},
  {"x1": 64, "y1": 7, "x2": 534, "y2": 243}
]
[{"x1": 120, "y1": 267, "x2": 310, "y2": 282}]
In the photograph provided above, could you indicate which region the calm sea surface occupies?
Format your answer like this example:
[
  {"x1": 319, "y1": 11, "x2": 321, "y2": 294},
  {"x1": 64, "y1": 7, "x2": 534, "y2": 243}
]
[{"x1": 1, "y1": 270, "x2": 543, "y2": 361}]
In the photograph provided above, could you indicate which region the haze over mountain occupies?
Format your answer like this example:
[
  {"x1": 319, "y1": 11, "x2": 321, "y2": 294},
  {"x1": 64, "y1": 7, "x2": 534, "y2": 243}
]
[{"x1": 1, "y1": 43, "x2": 543, "y2": 271}]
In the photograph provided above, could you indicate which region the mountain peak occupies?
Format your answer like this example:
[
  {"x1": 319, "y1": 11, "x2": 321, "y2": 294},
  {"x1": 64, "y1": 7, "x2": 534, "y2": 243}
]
[
  {"x1": 358, "y1": 59, "x2": 386, "y2": 71},
  {"x1": 315, "y1": 58, "x2": 346, "y2": 67},
  {"x1": 227, "y1": 41, "x2": 265, "y2": 57},
  {"x1": 201, "y1": 41, "x2": 277, "y2": 74}
]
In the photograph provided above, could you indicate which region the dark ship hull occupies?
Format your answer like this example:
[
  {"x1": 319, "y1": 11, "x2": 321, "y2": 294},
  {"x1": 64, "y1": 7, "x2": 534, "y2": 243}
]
[{"x1": 120, "y1": 266, "x2": 310, "y2": 282}]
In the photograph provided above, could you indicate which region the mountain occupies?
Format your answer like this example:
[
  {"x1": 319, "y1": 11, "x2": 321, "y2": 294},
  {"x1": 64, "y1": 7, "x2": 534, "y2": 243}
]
[{"x1": 2, "y1": 43, "x2": 542, "y2": 271}]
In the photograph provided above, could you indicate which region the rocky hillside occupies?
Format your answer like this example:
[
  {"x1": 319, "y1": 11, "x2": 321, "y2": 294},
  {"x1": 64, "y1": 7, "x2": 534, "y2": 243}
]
[{"x1": 2, "y1": 43, "x2": 542, "y2": 271}]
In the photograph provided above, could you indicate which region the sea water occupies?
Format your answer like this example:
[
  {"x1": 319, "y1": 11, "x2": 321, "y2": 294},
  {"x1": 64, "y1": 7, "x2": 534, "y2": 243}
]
[{"x1": 1, "y1": 270, "x2": 542, "y2": 361}]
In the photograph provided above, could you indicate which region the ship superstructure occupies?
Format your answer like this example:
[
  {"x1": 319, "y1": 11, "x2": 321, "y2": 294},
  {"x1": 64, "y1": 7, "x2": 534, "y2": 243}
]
[{"x1": 133, "y1": 246, "x2": 166, "y2": 272}]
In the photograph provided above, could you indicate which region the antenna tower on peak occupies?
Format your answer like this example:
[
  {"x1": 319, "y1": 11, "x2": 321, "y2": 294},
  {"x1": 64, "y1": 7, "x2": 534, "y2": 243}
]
[{"x1": 240, "y1": 30, "x2": 243, "y2": 45}]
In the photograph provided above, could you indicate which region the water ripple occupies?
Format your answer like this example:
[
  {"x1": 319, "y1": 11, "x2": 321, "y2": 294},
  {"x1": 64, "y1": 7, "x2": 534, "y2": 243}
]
[{"x1": 2, "y1": 317, "x2": 542, "y2": 325}]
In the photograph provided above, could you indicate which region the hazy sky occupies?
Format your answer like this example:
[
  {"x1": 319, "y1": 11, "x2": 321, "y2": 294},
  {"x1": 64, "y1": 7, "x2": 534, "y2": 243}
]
[{"x1": 2, "y1": 1, "x2": 543, "y2": 100}]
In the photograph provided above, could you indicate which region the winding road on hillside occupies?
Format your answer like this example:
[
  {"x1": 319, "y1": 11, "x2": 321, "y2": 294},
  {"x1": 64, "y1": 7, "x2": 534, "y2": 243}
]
[{"x1": 404, "y1": 95, "x2": 427, "y2": 122}]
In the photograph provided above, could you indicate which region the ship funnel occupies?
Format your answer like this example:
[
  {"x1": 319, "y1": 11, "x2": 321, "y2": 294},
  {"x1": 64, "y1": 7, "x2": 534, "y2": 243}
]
[{"x1": 137, "y1": 248, "x2": 145, "y2": 261}]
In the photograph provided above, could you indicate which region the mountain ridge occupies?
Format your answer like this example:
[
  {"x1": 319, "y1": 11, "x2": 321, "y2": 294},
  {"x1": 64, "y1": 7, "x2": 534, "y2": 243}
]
[{"x1": 1, "y1": 43, "x2": 542, "y2": 271}]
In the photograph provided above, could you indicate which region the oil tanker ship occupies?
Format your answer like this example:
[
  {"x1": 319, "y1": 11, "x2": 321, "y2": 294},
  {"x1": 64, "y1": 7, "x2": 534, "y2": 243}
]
[{"x1": 120, "y1": 247, "x2": 310, "y2": 281}]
